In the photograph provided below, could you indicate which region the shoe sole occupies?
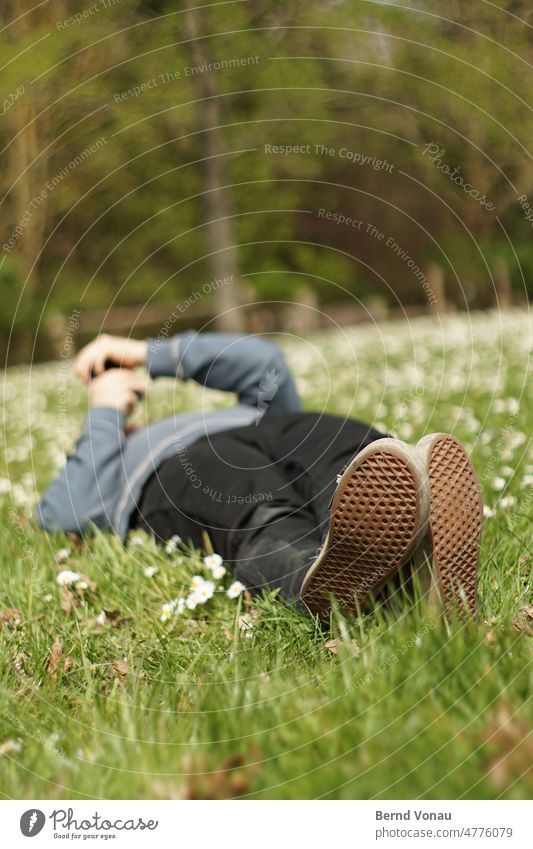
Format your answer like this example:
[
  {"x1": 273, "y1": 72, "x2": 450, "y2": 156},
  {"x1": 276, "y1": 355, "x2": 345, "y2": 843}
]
[
  {"x1": 416, "y1": 433, "x2": 483, "y2": 616},
  {"x1": 300, "y1": 438, "x2": 430, "y2": 617}
]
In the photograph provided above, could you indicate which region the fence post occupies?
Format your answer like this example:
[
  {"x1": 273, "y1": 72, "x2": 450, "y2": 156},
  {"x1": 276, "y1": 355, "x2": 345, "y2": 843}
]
[
  {"x1": 282, "y1": 286, "x2": 320, "y2": 334},
  {"x1": 494, "y1": 258, "x2": 513, "y2": 310},
  {"x1": 426, "y1": 263, "x2": 447, "y2": 315},
  {"x1": 45, "y1": 313, "x2": 69, "y2": 358}
]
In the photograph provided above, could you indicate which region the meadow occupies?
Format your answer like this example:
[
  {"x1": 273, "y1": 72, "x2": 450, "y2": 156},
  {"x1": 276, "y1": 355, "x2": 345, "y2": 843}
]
[{"x1": 0, "y1": 310, "x2": 531, "y2": 799}]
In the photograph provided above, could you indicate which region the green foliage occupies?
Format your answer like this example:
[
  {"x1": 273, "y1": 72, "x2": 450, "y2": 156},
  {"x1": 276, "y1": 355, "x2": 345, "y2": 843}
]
[{"x1": 0, "y1": 1, "x2": 532, "y2": 360}]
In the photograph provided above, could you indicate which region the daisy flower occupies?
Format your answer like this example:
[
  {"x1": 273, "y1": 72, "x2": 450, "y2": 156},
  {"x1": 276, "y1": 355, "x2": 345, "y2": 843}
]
[
  {"x1": 186, "y1": 593, "x2": 199, "y2": 610},
  {"x1": 143, "y1": 565, "x2": 158, "y2": 578},
  {"x1": 56, "y1": 570, "x2": 81, "y2": 586},
  {"x1": 56, "y1": 547, "x2": 71, "y2": 562},
  {"x1": 129, "y1": 535, "x2": 144, "y2": 547},
  {"x1": 239, "y1": 615, "x2": 254, "y2": 639},
  {"x1": 193, "y1": 580, "x2": 216, "y2": 604},
  {"x1": 204, "y1": 554, "x2": 226, "y2": 579},
  {"x1": 492, "y1": 477, "x2": 506, "y2": 491},
  {"x1": 204, "y1": 553, "x2": 223, "y2": 570},
  {"x1": 164, "y1": 535, "x2": 182, "y2": 554},
  {"x1": 160, "y1": 599, "x2": 177, "y2": 622},
  {"x1": 0, "y1": 739, "x2": 22, "y2": 755},
  {"x1": 227, "y1": 581, "x2": 246, "y2": 599},
  {"x1": 191, "y1": 574, "x2": 206, "y2": 589}
]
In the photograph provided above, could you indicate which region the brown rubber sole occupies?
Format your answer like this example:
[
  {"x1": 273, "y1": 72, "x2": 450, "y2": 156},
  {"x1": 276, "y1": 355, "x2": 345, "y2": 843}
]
[
  {"x1": 416, "y1": 433, "x2": 483, "y2": 616},
  {"x1": 300, "y1": 438, "x2": 429, "y2": 617}
]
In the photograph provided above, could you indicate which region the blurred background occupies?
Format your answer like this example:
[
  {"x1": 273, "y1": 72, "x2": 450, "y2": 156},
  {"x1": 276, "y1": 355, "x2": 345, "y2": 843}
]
[{"x1": 1, "y1": 0, "x2": 531, "y2": 363}]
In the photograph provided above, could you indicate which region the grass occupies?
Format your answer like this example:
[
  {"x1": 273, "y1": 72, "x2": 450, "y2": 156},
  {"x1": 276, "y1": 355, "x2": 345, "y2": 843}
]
[{"x1": 0, "y1": 309, "x2": 531, "y2": 800}]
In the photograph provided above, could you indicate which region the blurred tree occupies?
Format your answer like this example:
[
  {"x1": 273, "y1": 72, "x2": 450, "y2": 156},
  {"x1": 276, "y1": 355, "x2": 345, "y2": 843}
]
[
  {"x1": 0, "y1": 0, "x2": 532, "y2": 362},
  {"x1": 181, "y1": 7, "x2": 245, "y2": 332},
  {"x1": 0, "y1": 0, "x2": 135, "y2": 334}
]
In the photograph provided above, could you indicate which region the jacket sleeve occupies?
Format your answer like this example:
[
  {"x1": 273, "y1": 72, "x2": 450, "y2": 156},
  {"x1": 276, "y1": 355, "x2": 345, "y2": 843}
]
[
  {"x1": 35, "y1": 407, "x2": 126, "y2": 535},
  {"x1": 145, "y1": 331, "x2": 302, "y2": 415}
]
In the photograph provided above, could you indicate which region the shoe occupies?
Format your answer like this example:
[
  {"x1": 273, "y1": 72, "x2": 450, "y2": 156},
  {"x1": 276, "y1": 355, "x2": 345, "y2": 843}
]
[
  {"x1": 415, "y1": 433, "x2": 483, "y2": 616},
  {"x1": 300, "y1": 438, "x2": 430, "y2": 617}
]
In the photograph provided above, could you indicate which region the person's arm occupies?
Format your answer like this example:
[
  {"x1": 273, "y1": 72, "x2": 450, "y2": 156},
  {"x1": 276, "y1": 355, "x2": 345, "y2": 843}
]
[
  {"x1": 74, "y1": 330, "x2": 301, "y2": 413},
  {"x1": 146, "y1": 331, "x2": 302, "y2": 414},
  {"x1": 36, "y1": 408, "x2": 126, "y2": 534},
  {"x1": 36, "y1": 369, "x2": 146, "y2": 535}
]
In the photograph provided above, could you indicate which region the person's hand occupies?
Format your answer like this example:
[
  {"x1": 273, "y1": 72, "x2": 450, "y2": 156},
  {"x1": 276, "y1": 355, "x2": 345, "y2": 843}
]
[
  {"x1": 74, "y1": 334, "x2": 147, "y2": 384},
  {"x1": 90, "y1": 369, "x2": 148, "y2": 417}
]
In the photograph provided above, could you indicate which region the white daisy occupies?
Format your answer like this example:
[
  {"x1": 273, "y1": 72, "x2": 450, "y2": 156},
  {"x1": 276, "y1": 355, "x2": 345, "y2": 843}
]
[
  {"x1": 492, "y1": 477, "x2": 506, "y2": 491},
  {"x1": 204, "y1": 553, "x2": 223, "y2": 570},
  {"x1": 239, "y1": 616, "x2": 255, "y2": 639},
  {"x1": 483, "y1": 505, "x2": 495, "y2": 518},
  {"x1": 56, "y1": 569, "x2": 81, "y2": 586},
  {"x1": 129, "y1": 535, "x2": 144, "y2": 547},
  {"x1": 164, "y1": 534, "x2": 182, "y2": 554},
  {"x1": 0, "y1": 739, "x2": 22, "y2": 755},
  {"x1": 191, "y1": 574, "x2": 205, "y2": 588},
  {"x1": 56, "y1": 547, "x2": 71, "y2": 562},
  {"x1": 160, "y1": 599, "x2": 177, "y2": 622},
  {"x1": 499, "y1": 495, "x2": 516, "y2": 509},
  {"x1": 211, "y1": 564, "x2": 226, "y2": 580},
  {"x1": 227, "y1": 581, "x2": 246, "y2": 599},
  {"x1": 186, "y1": 593, "x2": 199, "y2": 610},
  {"x1": 143, "y1": 565, "x2": 157, "y2": 578},
  {"x1": 193, "y1": 580, "x2": 215, "y2": 604}
]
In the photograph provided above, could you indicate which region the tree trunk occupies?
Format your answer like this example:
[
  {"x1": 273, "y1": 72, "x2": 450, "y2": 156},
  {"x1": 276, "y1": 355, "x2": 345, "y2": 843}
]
[
  {"x1": 183, "y1": 10, "x2": 244, "y2": 332},
  {"x1": 494, "y1": 258, "x2": 512, "y2": 310},
  {"x1": 7, "y1": 100, "x2": 48, "y2": 295},
  {"x1": 3, "y1": 0, "x2": 50, "y2": 296}
]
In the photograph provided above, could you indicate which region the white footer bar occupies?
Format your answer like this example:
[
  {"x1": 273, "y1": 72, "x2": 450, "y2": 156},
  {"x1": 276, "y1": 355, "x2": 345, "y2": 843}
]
[{"x1": 2, "y1": 799, "x2": 530, "y2": 848}]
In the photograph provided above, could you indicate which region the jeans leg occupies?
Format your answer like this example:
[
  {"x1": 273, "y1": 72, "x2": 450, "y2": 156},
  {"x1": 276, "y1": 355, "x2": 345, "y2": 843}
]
[
  {"x1": 136, "y1": 428, "x2": 322, "y2": 603},
  {"x1": 243, "y1": 412, "x2": 387, "y2": 537},
  {"x1": 231, "y1": 503, "x2": 320, "y2": 603}
]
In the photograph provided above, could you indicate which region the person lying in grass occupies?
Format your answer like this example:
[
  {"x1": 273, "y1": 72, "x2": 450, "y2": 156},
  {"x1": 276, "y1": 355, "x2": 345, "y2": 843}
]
[{"x1": 37, "y1": 330, "x2": 483, "y2": 618}]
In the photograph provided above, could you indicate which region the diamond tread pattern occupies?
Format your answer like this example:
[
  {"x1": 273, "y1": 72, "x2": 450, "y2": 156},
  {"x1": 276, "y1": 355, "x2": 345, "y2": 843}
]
[
  {"x1": 301, "y1": 450, "x2": 419, "y2": 616},
  {"x1": 427, "y1": 436, "x2": 482, "y2": 615}
]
